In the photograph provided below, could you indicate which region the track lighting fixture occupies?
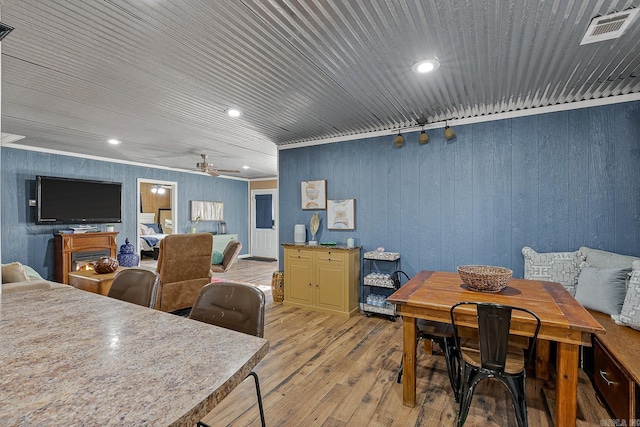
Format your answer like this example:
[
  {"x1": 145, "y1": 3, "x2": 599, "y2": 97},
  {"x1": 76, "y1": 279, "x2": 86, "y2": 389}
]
[
  {"x1": 419, "y1": 128, "x2": 429, "y2": 144},
  {"x1": 444, "y1": 121, "x2": 456, "y2": 140},
  {"x1": 394, "y1": 132, "x2": 405, "y2": 147}
]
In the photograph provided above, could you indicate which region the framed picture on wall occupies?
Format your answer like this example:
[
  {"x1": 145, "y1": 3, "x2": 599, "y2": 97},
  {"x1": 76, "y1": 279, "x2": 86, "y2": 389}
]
[
  {"x1": 327, "y1": 199, "x2": 355, "y2": 230},
  {"x1": 190, "y1": 200, "x2": 224, "y2": 221},
  {"x1": 301, "y1": 180, "x2": 327, "y2": 210}
]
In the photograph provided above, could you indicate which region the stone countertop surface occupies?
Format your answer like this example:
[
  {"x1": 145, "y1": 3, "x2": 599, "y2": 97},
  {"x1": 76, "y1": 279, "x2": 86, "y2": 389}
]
[{"x1": 0, "y1": 288, "x2": 269, "y2": 426}]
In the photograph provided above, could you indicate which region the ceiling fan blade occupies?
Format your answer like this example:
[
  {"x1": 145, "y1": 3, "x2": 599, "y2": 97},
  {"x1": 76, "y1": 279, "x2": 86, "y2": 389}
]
[
  {"x1": 206, "y1": 170, "x2": 220, "y2": 177},
  {"x1": 215, "y1": 169, "x2": 241, "y2": 173}
]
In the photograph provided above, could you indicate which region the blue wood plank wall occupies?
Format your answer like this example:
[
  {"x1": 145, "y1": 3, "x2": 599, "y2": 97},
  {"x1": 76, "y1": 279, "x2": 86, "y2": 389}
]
[
  {"x1": 279, "y1": 101, "x2": 640, "y2": 278},
  {"x1": 1, "y1": 148, "x2": 249, "y2": 280}
]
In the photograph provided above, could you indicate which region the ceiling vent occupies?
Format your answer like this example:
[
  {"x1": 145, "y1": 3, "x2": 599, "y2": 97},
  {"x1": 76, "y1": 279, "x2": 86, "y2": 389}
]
[
  {"x1": 0, "y1": 22, "x2": 14, "y2": 41},
  {"x1": 580, "y1": 9, "x2": 639, "y2": 45}
]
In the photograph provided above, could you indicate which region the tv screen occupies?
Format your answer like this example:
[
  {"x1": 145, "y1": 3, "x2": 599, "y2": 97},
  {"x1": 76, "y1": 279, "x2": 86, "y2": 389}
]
[{"x1": 36, "y1": 176, "x2": 122, "y2": 224}]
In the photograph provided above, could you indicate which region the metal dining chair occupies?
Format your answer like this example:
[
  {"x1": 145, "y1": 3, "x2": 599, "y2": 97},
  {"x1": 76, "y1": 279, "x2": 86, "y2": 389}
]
[
  {"x1": 394, "y1": 270, "x2": 460, "y2": 402},
  {"x1": 450, "y1": 302, "x2": 541, "y2": 427},
  {"x1": 189, "y1": 282, "x2": 266, "y2": 427},
  {"x1": 107, "y1": 268, "x2": 159, "y2": 308}
]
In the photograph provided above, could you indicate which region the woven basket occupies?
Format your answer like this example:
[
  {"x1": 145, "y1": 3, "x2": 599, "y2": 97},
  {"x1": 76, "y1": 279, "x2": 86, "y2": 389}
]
[
  {"x1": 457, "y1": 265, "x2": 512, "y2": 293},
  {"x1": 94, "y1": 256, "x2": 119, "y2": 274}
]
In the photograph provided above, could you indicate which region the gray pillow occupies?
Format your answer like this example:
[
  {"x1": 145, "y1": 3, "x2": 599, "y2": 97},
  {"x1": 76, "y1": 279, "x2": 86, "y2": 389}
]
[
  {"x1": 522, "y1": 247, "x2": 586, "y2": 295},
  {"x1": 574, "y1": 266, "x2": 630, "y2": 315},
  {"x1": 616, "y1": 270, "x2": 640, "y2": 331},
  {"x1": 580, "y1": 246, "x2": 640, "y2": 269}
]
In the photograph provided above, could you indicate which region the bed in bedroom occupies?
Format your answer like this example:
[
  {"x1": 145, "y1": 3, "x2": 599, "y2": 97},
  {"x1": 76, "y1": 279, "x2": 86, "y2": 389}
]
[{"x1": 139, "y1": 213, "x2": 168, "y2": 260}]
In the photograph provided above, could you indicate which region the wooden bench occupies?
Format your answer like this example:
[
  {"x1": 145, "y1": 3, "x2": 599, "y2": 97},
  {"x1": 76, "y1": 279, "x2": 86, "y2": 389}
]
[{"x1": 586, "y1": 309, "x2": 640, "y2": 422}]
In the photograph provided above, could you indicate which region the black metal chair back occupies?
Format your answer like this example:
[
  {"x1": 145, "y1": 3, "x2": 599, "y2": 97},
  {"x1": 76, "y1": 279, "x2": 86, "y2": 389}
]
[
  {"x1": 449, "y1": 301, "x2": 541, "y2": 427},
  {"x1": 391, "y1": 270, "x2": 410, "y2": 289},
  {"x1": 393, "y1": 269, "x2": 460, "y2": 401}
]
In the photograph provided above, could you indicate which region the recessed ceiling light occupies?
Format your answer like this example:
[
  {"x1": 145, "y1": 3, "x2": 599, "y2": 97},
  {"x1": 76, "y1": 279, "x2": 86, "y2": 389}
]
[
  {"x1": 411, "y1": 58, "x2": 440, "y2": 74},
  {"x1": 107, "y1": 139, "x2": 121, "y2": 145},
  {"x1": 227, "y1": 108, "x2": 241, "y2": 117},
  {"x1": 242, "y1": 165, "x2": 250, "y2": 169}
]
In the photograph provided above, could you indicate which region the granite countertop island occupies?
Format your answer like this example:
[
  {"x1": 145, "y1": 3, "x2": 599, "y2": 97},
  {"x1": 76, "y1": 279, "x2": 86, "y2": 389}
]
[{"x1": 0, "y1": 287, "x2": 269, "y2": 426}]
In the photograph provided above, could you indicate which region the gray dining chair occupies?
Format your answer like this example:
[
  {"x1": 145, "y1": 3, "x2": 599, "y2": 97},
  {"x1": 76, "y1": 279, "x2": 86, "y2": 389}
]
[{"x1": 189, "y1": 281, "x2": 266, "y2": 427}]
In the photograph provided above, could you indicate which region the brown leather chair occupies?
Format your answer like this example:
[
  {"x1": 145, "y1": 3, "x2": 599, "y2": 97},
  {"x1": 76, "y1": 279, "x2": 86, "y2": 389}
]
[
  {"x1": 189, "y1": 282, "x2": 266, "y2": 427},
  {"x1": 108, "y1": 268, "x2": 159, "y2": 308},
  {"x1": 211, "y1": 240, "x2": 242, "y2": 280},
  {"x1": 154, "y1": 233, "x2": 213, "y2": 312}
]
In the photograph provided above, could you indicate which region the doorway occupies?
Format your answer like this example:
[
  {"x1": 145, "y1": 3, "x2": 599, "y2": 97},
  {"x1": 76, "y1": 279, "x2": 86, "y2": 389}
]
[
  {"x1": 137, "y1": 178, "x2": 178, "y2": 258},
  {"x1": 251, "y1": 189, "x2": 278, "y2": 259}
]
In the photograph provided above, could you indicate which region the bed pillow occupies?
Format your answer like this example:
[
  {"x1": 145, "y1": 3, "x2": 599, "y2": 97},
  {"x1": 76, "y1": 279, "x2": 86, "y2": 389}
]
[
  {"x1": 574, "y1": 267, "x2": 630, "y2": 315},
  {"x1": 2, "y1": 262, "x2": 31, "y2": 284},
  {"x1": 21, "y1": 265, "x2": 44, "y2": 280},
  {"x1": 139, "y1": 224, "x2": 156, "y2": 235},
  {"x1": 522, "y1": 247, "x2": 586, "y2": 295},
  {"x1": 616, "y1": 270, "x2": 640, "y2": 331},
  {"x1": 212, "y1": 250, "x2": 224, "y2": 265},
  {"x1": 143, "y1": 223, "x2": 162, "y2": 234}
]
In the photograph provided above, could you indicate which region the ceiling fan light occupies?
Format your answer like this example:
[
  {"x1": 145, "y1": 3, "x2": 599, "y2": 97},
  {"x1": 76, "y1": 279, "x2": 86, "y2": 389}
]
[
  {"x1": 394, "y1": 132, "x2": 405, "y2": 147},
  {"x1": 419, "y1": 130, "x2": 429, "y2": 144},
  {"x1": 227, "y1": 108, "x2": 241, "y2": 117},
  {"x1": 411, "y1": 58, "x2": 440, "y2": 74},
  {"x1": 157, "y1": 187, "x2": 166, "y2": 194},
  {"x1": 444, "y1": 125, "x2": 456, "y2": 140}
]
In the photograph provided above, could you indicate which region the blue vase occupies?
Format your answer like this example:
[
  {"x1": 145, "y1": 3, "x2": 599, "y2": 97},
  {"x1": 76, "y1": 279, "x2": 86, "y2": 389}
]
[{"x1": 117, "y1": 238, "x2": 139, "y2": 267}]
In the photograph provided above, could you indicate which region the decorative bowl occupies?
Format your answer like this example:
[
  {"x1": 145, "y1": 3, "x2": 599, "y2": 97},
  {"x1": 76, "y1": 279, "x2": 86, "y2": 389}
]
[
  {"x1": 94, "y1": 256, "x2": 119, "y2": 274},
  {"x1": 457, "y1": 265, "x2": 512, "y2": 293}
]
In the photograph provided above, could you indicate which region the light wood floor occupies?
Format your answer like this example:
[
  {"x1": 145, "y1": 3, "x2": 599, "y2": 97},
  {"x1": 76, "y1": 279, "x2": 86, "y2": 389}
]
[{"x1": 159, "y1": 259, "x2": 612, "y2": 426}]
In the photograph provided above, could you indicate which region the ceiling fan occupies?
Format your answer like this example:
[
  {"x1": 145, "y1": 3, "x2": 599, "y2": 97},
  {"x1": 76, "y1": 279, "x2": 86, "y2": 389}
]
[{"x1": 195, "y1": 154, "x2": 240, "y2": 177}]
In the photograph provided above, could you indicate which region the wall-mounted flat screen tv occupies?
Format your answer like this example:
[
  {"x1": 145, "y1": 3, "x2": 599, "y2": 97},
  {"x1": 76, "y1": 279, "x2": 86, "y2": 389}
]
[{"x1": 36, "y1": 175, "x2": 122, "y2": 224}]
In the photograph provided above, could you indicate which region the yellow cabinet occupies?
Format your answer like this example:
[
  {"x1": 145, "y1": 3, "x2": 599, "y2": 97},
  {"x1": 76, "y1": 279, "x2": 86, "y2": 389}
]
[{"x1": 283, "y1": 244, "x2": 360, "y2": 317}]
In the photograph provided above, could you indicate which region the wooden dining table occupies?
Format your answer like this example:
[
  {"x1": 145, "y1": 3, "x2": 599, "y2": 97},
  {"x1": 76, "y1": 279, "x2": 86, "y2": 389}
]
[
  {"x1": 387, "y1": 270, "x2": 604, "y2": 427},
  {"x1": 0, "y1": 287, "x2": 269, "y2": 426}
]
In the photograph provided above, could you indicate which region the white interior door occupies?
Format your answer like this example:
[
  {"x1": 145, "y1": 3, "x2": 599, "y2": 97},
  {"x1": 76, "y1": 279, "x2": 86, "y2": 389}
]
[{"x1": 251, "y1": 189, "x2": 278, "y2": 259}]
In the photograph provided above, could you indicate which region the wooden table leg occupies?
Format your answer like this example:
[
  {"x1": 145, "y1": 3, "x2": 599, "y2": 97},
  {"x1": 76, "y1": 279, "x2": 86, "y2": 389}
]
[
  {"x1": 536, "y1": 338, "x2": 550, "y2": 380},
  {"x1": 555, "y1": 342, "x2": 579, "y2": 427},
  {"x1": 402, "y1": 316, "x2": 417, "y2": 407}
]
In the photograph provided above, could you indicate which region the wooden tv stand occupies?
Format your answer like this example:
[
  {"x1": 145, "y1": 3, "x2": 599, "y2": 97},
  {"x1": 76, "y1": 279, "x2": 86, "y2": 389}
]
[{"x1": 54, "y1": 232, "x2": 119, "y2": 284}]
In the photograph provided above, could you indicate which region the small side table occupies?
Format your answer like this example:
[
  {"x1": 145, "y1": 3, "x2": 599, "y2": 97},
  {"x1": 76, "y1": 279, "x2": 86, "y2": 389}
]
[{"x1": 67, "y1": 268, "x2": 125, "y2": 295}]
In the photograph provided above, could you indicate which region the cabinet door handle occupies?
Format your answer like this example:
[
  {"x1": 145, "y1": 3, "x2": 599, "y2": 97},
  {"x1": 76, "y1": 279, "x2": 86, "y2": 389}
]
[
  {"x1": 308, "y1": 283, "x2": 312, "y2": 286},
  {"x1": 599, "y1": 369, "x2": 614, "y2": 386}
]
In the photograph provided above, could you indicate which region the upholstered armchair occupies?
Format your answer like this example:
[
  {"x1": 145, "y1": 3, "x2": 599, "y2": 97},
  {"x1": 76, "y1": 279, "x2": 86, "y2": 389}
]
[
  {"x1": 155, "y1": 233, "x2": 213, "y2": 312},
  {"x1": 211, "y1": 240, "x2": 242, "y2": 280}
]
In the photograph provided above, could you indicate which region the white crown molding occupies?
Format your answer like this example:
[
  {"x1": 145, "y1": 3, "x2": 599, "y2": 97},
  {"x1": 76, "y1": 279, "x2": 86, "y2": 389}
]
[
  {"x1": 278, "y1": 93, "x2": 640, "y2": 151},
  {"x1": 0, "y1": 143, "x2": 250, "y2": 182}
]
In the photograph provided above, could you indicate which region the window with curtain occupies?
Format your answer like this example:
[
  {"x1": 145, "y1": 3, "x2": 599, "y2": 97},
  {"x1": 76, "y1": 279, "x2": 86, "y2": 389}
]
[{"x1": 255, "y1": 194, "x2": 273, "y2": 229}]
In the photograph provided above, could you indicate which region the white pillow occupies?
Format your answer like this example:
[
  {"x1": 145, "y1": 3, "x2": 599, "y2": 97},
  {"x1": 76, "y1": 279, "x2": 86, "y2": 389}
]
[
  {"x1": 139, "y1": 224, "x2": 153, "y2": 235},
  {"x1": 2, "y1": 262, "x2": 31, "y2": 284}
]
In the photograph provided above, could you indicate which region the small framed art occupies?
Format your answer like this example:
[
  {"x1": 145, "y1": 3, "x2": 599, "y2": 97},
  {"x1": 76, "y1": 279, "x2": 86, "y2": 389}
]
[
  {"x1": 327, "y1": 199, "x2": 355, "y2": 230},
  {"x1": 301, "y1": 180, "x2": 326, "y2": 210}
]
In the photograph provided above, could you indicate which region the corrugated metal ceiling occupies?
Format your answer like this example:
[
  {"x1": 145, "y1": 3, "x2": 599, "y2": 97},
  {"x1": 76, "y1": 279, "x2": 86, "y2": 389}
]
[{"x1": 1, "y1": 0, "x2": 639, "y2": 178}]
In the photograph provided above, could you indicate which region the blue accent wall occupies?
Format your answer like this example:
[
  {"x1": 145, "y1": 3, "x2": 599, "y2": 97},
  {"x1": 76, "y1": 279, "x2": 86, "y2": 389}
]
[
  {"x1": 1, "y1": 148, "x2": 248, "y2": 280},
  {"x1": 279, "y1": 101, "x2": 640, "y2": 278}
]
